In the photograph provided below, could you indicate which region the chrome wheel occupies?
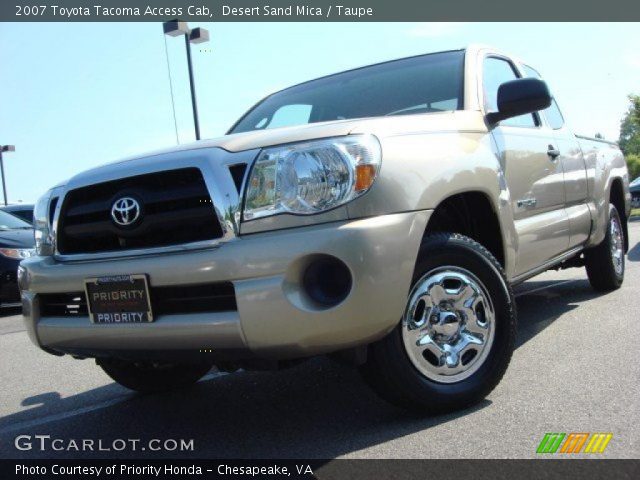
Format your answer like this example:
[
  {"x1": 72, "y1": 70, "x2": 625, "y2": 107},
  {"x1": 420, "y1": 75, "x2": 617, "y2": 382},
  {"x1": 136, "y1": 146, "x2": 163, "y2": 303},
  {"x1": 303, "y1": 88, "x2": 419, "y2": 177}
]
[
  {"x1": 610, "y1": 215, "x2": 624, "y2": 276},
  {"x1": 402, "y1": 267, "x2": 495, "y2": 384}
]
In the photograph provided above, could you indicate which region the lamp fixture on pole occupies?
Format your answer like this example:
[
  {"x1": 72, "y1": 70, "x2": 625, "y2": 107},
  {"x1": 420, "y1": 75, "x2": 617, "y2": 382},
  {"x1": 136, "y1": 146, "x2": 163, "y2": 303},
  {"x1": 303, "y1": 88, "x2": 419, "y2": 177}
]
[{"x1": 162, "y1": 20, "x2": 210, "y2": 141}]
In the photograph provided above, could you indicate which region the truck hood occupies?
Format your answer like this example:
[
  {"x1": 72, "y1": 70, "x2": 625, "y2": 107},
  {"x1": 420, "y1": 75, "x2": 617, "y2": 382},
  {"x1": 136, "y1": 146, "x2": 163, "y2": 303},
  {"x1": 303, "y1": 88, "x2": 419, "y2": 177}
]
[
  {"x1": 0, "y1": 229, "x2": 35, "y2": 248},
  {"x1": 115, "y1": 117, "x2": 367, "y2": 161},
  {"x1": 142, "y1": 110, "x2": 485, "y2": 155},
  {"x1": 65, "y1": 110, "x2": 486, "y2": 185}
]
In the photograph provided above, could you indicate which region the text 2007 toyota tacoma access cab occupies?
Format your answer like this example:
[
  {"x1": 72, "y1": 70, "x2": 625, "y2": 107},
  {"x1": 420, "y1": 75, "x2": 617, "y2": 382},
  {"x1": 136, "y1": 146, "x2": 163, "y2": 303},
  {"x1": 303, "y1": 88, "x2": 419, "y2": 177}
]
[{"x1": 21, "y1": 46, "x2": 630, "y2": 412}]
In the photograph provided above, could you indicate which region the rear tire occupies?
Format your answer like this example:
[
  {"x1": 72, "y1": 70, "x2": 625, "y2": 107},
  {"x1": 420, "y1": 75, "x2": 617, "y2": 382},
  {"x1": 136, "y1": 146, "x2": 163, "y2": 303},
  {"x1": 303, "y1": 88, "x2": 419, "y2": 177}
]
[
  {"x1": 585, "y1": 204, "x2": 625, "y2": 292},
  {"x1": 97, "y1": 358, "x2": 212, "y2": 393},
  {"x1": 360, "y1": 233, "x2": 516, "y2": 413}
]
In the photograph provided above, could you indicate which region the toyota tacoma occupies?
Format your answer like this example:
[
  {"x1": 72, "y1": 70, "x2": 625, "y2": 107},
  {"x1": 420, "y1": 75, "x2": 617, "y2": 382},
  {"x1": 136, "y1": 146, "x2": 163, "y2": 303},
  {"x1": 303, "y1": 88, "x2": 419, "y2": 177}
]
[{"x1": 20, "y1": 46, "x2": 631, "y2": 412}]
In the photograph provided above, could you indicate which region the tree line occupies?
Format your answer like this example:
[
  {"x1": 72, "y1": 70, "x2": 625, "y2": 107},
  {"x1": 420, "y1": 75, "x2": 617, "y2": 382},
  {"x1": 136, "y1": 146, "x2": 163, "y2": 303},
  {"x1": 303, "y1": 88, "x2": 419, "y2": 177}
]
[{"x1": 619, "y1": 94, "x2": 640, "y2": 180}]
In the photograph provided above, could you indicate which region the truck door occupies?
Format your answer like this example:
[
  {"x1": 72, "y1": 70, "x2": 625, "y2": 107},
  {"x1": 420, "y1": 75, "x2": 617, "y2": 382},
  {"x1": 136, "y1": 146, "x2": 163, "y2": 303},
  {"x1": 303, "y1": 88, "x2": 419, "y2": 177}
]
[
  {"x1": 483, "y1": 56, "x2": 570, "y2": 277},
  {"x1": 521, "y1": 65, "x2": 591, "y2": 248}
]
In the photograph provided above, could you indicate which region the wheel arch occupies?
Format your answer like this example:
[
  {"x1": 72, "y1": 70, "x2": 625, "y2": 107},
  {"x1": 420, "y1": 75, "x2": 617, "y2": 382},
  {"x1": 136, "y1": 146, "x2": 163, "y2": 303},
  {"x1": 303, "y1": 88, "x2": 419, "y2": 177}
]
[
  {"x1": 609, "y1": 177, "x2": 629, "y2": 252},
  {"x1": 424, "y1": 191, "x2": 506, "y2": 267}
]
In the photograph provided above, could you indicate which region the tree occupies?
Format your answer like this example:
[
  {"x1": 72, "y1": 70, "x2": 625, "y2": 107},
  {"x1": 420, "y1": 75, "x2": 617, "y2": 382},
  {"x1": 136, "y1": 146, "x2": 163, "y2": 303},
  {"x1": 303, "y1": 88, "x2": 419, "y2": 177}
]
[
  {"x1": 619, "y1": 94, "x2": 640, "y2": 181},
  {"x1": 619, "y1": 94, "x2": 640, "y2": 157},
  {"x1": 626, "y1": 154, "x2": 640, "y2": 181}
]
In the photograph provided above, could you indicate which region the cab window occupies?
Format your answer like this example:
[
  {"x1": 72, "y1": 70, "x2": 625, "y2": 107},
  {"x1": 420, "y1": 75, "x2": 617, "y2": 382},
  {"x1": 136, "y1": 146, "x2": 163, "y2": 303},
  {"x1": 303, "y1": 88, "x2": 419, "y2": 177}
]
[
  {"x1": 483, "y1": 57, "x2": 537, "y2": 128},
  {"x1": 231, "y1": 50, "x2": 465, "y2": 133},
  {"x1": 522, "y1": 64, "x2": 565, "y2": 130},
  {"x1": 253, "y1": 104, "x2": 312, "y2": 130}
]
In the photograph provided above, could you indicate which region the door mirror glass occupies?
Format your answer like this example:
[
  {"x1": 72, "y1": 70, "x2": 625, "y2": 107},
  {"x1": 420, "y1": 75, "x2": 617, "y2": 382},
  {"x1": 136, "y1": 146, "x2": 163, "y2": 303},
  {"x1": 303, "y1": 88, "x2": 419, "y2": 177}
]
[{"x1": 487, "y1": 78, "x2": 551, "y2": 126}]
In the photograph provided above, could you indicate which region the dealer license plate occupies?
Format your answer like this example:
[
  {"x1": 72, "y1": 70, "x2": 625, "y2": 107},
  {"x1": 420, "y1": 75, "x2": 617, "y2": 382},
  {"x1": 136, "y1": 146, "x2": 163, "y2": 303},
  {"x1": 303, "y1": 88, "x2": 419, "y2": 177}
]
[{"x1": 84, "y1": 274, "x2": 153, "y2": 323}]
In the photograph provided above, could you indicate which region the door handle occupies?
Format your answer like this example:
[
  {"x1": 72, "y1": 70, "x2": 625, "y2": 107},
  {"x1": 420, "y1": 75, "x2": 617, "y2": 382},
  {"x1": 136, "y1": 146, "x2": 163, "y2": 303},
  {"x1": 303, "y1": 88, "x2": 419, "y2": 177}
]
[
  {"x1": 517, "y1": 198, "x2": 537, "y2": 208},
  {"x1": 547, "y1": 145, "x2": 561, "y2": 160}
]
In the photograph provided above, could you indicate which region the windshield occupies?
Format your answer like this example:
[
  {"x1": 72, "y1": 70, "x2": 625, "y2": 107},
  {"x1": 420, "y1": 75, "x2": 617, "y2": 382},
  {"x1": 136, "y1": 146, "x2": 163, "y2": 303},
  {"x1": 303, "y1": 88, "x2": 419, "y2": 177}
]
[
  {"x1": 0, "y1": 210, "x2": 32, "y2": 230},
  {"x1": 230, "y1": 50, "x2": 465, "y2": 134}
]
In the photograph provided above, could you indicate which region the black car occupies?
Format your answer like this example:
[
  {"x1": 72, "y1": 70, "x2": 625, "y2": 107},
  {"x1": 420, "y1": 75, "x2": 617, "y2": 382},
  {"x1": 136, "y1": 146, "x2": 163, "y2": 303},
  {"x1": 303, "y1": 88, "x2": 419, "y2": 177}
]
[
  {"x1": 0, "y1": 204, "x2": 35, "y2": 224},
  {"x1": 630, "y1": 177, "x2": 640, "y2": 208},
  {"x1": 0, "y1": 210, "x2": 35, "y2": 308}
]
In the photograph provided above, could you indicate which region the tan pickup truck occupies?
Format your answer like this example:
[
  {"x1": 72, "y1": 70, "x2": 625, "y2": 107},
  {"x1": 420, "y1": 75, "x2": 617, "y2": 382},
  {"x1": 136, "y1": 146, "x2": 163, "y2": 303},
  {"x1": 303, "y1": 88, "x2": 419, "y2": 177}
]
[{"x1": 21, "y1": 45, "x2": 630, "y2": 412}]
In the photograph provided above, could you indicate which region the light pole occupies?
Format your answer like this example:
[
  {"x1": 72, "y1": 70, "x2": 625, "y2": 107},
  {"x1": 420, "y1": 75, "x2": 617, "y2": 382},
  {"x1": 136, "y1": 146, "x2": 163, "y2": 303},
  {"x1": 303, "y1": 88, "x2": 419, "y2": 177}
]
[
  {"x1": 0, "y1": 145, "x2": 15, "y2": 206},
  {"x1": 163, "y1": 20, "x2": 210, "y2": 141}
]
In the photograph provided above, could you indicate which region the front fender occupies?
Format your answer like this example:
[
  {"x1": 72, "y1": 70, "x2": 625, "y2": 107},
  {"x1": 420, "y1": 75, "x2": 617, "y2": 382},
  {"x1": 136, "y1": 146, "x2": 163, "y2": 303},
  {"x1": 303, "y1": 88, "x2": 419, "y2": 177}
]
[{"x1": 347, "y1": 130, "x2": 518, "y2": 279}]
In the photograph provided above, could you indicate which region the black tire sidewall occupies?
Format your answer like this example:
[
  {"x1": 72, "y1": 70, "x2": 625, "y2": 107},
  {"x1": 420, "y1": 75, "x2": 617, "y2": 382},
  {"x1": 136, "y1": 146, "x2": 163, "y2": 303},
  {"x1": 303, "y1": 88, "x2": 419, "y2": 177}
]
[
  {"x1": 586, "y1": 204, "x2": 625, "y2": 290},
  {"x1": 369, "y1": 235, "x2": 516, "y2": 410},
  {"x1": 607, "y1": 205, "x2": 625, "y2": 283}
]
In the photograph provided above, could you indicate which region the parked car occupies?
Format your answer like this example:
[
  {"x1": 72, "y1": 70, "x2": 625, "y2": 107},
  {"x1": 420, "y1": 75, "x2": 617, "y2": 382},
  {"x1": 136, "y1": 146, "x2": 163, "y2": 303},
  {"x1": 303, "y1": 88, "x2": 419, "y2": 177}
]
[
  {"x1": 630, "y1": 176, "x2": 640, "y2": 208},
  {"x1": 0, "y1": 204, "x2": 35, "y2": 224},
  {"x1": 1, "y1": 210, "x2": 35, "y2": 308},
  {"x1": 21, "y1": 45, "x2": 630, "y2": 412}
]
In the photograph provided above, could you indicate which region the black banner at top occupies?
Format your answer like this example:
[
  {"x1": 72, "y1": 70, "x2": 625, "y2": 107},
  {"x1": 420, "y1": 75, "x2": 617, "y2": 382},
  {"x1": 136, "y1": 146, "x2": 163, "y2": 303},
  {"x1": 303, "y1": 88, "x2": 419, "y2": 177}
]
[{"x1": 2, "y1": 0, "x2": 640, "y2": 22}]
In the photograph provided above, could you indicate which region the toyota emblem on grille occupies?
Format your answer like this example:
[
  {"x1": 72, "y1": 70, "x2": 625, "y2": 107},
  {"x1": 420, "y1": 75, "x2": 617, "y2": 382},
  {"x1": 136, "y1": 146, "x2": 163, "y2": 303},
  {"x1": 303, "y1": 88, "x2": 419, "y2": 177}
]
[{"x1": 111, "y1": 197, "x2": 141, "y2": 226}]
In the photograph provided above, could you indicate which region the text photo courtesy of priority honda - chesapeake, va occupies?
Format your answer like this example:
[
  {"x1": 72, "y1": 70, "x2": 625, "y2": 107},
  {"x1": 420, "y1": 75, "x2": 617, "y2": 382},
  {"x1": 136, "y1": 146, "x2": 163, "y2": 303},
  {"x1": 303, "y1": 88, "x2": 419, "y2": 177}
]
[{"x1": 1, "y1": 1, "x2": 639, "y2": 479}]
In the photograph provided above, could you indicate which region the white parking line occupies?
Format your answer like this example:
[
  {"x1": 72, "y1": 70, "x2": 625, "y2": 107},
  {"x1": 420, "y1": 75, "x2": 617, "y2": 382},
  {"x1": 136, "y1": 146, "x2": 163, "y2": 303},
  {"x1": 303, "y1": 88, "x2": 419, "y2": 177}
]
[
  {"x1": 0, "y1": 371, "x2": 229, "y2": 435},
  {"x1": 0, "y1": 396, "x2": 131, "y2": 435},
  {"x1": 0, "y1": 329, "x2": 26, "y2": 336}
]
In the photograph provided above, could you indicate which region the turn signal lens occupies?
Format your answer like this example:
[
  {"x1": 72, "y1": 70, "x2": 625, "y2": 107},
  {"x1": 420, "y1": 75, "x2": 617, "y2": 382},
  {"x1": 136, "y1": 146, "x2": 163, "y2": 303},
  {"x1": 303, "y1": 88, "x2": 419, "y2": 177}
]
[
  {"x1": 355, "y1": 164, "x2": 378, "y2": 192},
  {"x1": 0, "y1": 248, "x2": 35, "y2": 259}
]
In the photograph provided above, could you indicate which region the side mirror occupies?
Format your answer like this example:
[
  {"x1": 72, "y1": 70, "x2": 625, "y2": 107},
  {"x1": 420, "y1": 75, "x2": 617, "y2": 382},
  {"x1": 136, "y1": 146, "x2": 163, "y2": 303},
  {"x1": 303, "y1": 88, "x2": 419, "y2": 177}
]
[{"x1": 486, "y1": 78, "x2": 552, "y2": 126}]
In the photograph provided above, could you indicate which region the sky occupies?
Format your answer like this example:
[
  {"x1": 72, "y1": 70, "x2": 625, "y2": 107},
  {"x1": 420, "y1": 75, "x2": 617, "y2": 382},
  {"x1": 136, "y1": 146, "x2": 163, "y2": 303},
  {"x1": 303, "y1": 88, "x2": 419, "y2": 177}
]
[{"x1": 1, "y1": 22, "x2": 639, "y2": 203}]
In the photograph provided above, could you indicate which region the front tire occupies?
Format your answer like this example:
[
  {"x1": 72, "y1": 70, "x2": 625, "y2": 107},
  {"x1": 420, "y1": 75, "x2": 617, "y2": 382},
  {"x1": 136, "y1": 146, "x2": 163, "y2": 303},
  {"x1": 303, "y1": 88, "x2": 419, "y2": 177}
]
[
  {"x1": 360, "y1": 233, "x2": 516, "y2": 413},
  {"x1": 97, "y1": 358, "x2": 212, "y2": 393},
  {"x1": 585, "y1": 203, "x2": 625, "y2": 292}
]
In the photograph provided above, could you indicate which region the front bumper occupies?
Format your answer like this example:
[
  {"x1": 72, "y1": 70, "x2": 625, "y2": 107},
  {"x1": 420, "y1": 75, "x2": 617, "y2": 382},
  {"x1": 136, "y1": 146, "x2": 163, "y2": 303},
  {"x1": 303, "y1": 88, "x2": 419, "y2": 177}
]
[{"x1": 21, "y1": 211, "x2": 431, "y2": 360}]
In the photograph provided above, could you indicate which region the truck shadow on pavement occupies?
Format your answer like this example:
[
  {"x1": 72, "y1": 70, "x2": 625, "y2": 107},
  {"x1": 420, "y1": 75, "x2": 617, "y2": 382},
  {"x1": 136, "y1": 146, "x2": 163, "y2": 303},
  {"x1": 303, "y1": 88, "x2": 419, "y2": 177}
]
[
  {"x1": 0, "y1": 307, "x2": 20, "y2": 318},
  {"x1": 0, "y1": 277, "x2": 610, "y2": 459},
  {"x1": 626, "y1": 240, "x2": 640, "y2": 262},
  {"x1": 513, "y1": 278, "x2": 607, "y2": 349}
]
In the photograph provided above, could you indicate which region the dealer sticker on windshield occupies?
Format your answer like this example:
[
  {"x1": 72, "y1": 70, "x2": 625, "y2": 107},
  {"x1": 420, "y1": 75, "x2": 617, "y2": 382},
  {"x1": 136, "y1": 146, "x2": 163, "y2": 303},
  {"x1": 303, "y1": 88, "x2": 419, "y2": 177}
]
[{"x1": 84, "y1": 274, "x2": 153, "y2": 323}]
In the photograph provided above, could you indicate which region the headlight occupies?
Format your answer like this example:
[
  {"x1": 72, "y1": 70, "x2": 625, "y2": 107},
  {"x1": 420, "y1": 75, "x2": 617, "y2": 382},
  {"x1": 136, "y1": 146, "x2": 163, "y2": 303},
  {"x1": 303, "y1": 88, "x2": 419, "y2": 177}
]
[
  {"x1": 243, "y1": 135, "x2": 381, "y2": 220},
  {"x1": 0, "y1": 248, "x2": 35, "y2": 259},
  {"x1": 34, "y1": 190, "x2": 54, "y2": 256}
]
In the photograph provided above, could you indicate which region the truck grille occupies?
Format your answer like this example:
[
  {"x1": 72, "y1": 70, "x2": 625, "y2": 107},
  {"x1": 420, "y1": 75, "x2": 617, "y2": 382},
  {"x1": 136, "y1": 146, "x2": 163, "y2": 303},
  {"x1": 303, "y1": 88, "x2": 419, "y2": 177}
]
[
  {"x1": 56, "y1": 168, "x2": 223, "y2": 255},
  {"x1": 39, "y1": 282, "x2": 237, "y2": 317}
]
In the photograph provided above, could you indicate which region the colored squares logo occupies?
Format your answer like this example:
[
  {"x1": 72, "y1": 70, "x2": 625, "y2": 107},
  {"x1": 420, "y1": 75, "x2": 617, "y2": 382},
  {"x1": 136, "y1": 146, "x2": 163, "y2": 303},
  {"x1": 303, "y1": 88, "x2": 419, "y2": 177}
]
[
  {"x1": 584, "y1": 433, "x2": 613, "y2": 453},
  {"x1": 537, "y1": 433, "x2": 565, "y2": 453},
  {"x1": 537, "y1": 433, "x2": 613, "y2": 454}
]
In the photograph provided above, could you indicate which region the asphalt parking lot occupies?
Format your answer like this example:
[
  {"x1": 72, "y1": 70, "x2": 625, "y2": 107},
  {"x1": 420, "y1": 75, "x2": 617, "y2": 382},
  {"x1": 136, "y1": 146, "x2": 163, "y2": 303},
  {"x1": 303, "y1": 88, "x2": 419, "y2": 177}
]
[{"x1": 1, "y1": 220, "x2": 639, "y2": 460}]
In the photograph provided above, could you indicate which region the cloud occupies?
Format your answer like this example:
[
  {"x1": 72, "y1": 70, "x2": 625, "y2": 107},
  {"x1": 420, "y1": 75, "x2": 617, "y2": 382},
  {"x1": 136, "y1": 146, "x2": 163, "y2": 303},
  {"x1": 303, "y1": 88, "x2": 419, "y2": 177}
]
[
  {"x1": 623, "y1": 52, "x2": 640, "y2": 69},
  {"x1": 407, "y1": 22, "x2": 467, "y2": 38}
]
